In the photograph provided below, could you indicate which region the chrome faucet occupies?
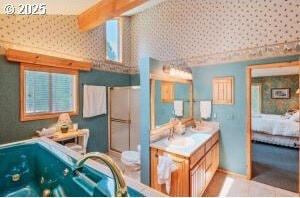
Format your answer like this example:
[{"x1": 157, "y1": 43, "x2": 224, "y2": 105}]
[{"x1": 73, "y1": 152, "x2": 128, "y2": 197}]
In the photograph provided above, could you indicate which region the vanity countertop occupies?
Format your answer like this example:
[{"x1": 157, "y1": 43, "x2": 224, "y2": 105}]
[{"x1": 150, "y1": 127, "x2": 219, "y2": 157}]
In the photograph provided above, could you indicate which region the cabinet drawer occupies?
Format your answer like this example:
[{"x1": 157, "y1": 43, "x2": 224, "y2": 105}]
[
  {"x1": 205, "y1": 139, "x2": 212, "y2": 152},
  {"x1": 212, "y1": 133, "x2": 219, "y2": 145},
  {"x1": 190, "y1": 145, "x2": 205, "y2": 168}
]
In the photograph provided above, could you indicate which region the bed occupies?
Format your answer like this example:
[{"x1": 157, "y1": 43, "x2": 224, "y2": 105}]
[{"x1": 252, "y1": 113, "x2": 300, "y2": 148}]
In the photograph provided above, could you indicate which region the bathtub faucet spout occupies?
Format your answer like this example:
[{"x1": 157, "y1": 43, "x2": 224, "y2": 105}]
[{"x1": 73, "y1": 152, "x2": 128, "y2": 197}]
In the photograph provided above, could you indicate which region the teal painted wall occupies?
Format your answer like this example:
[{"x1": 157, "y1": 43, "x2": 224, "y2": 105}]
[
  {"x1": 130, "y1": 74, "x2": 140, "y2": 86},
  {"x1": 192, "y1": 55, "x2": 299, "y2": 175},
  {"x1": 139, "y1": 57, "x2": 151, "y2": 185},
  {"x1": 252, "y1": 75, "x2": 299, "y2": 114},
  {"x1": 0, "y1": 56, "x2": 137, "y2": 152}
]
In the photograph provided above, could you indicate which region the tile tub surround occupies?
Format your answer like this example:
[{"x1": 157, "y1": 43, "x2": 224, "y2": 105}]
[{"x1": 0, "y1": 138, "x2": 165, "y2": 197}]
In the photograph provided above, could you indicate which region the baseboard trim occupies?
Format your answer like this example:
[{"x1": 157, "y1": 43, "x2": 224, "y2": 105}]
[{"x1": 217, "y1": 168, "x2": 248, "y2": 179}]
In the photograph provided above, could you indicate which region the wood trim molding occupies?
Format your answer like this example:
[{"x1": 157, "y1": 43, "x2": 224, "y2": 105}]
[
  {"x1": 248, "y1": 60, "x2": 299, "y2": 69},
  {"x1": 150, "y1": 73, "x2": 193, "y2": 133},
  {"x1": 6, "y1": 49, "x2": 91, "y2": 71},
  {"x1": 78, "y1": 0, "x2": 147, "y2": 32},
  {"x1": 20, "y1": 63, "x2": 79, "y2": 122},
  {"x1": 217, "y1": 168, "x2": 247, "y2": 179},
  {"x1": 150, "y1": 118, "x2": 193, "y2": 135},
  {"x1": 150, "y1": 73, "x2": 193, "y2": 84}
]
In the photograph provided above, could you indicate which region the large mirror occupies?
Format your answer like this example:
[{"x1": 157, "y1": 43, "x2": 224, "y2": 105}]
[{"x1": 150, "y1": 74, "x2": 193, "y2": 132}]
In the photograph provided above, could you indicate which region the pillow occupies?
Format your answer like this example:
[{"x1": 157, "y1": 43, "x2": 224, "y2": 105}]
[{"x1": 290, "y1": 111, "x2": 300, "y2": 122}]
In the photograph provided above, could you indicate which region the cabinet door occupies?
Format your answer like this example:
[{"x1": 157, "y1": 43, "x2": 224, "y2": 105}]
[
  {"x1": 151, "y1": 149, "x2": 189, "y2": 196},
  {"x1": 190, "y1": 158, "x2": 206, "y2": 197},
  {"x1": 212, "y1": 77, "x2": 234, "y2": 104},
  {"x1": 212, "y1": 142, "x2": 220, "y2": 172},
  {"x1": 161, "y1": 81, "x2": 175, "y2": 103}
]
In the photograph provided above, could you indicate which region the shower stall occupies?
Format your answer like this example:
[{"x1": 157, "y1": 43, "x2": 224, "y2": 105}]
[{"x1": 108, "y1": 86, "x2": 140, "y2": 153}]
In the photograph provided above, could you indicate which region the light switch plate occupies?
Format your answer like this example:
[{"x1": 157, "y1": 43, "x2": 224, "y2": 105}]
[
  {"x1": 213, "y1": 112, "x2": 217, "y2": 118},
  {"x1": 226, "y1": 113, "x2": 234, "y2": 120}
]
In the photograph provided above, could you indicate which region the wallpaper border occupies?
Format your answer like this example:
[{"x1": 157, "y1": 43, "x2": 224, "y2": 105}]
[{"x1": 164, "y1": 40, "x2": 300, "y2": 68}]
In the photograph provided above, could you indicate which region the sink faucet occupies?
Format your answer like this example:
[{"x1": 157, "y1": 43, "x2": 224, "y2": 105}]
[
  {"x1": 168, "y1": 126, "x2": 175, "y2": 140},
  {"x1": 73, "y1": 152, "x2": 128, "y2": 197}
]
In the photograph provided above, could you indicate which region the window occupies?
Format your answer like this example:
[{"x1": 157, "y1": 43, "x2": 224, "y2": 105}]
[
  {"x1": 21, "y1": 63, "x2": 78, "y2": 121},
  {"x1": 105, "y1": 19, "x2": 122, "y2": 63},
  {"x1": 251, "y1": 83, "x2": 262, "y2": 114}
]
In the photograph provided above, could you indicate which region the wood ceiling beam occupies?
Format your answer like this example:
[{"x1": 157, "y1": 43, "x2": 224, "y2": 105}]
[{"x1": 78, "y1": 0, "x2": 147, "y2": 32}]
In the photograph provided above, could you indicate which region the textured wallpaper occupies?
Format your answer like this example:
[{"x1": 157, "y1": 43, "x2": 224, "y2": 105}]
[
  {"x1": 0, "y1": 15, "x2": 135, "y2": 73},
  {"x1": 131, "y1": 0, "x2": 300, "y2": 68},
  {"x1": 0, "y1": 0, "x2": 299, "y2": 73},
  {"x1": 252, "y1": 75, "x2": 299, "y2": 115}
]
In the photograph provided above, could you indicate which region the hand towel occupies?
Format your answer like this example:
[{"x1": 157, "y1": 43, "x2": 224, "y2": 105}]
[
  {"x1": 200, "y1": 100, "x2": 212, "y2": 119},
  {"x1": 36, "y1": 127, "x2": 55, "y2": 137},
  {"x1": 83, "y1": 85, "x2": 107, "y2": 118},
  {"x1": 174, "y1": 100, "x2": 183, "y2": 117},
  {"x1": 157, "y1": 155, "x2": 177, "y2": 194}
]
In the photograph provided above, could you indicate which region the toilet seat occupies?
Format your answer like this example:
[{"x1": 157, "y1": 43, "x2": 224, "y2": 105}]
[{"x1": 121, "y1": 151, "x2": 140, "y2": 165}]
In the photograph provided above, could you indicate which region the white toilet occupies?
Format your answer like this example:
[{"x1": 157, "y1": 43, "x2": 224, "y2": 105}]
[{"x1": 121, "y1": 145, "x2": 141, "y2": 172}]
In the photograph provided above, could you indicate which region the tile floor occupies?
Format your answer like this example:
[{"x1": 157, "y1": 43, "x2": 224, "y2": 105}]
[{"x1": 203, "y1": 171, "x2": 299, "y2": 197}]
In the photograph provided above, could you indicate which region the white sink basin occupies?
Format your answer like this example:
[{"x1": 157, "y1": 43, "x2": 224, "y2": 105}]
[
  {"x1": 165, "y1": 137, "x2": 195, "y2": 148},
  {"x1": 190, "y1": 126, "x2": 213, "y2": 133}
]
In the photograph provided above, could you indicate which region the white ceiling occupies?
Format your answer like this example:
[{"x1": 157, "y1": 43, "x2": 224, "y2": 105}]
[
  {"x1": 0, "y1": 0, "x2": 165, "y2": 15},
  {"x1": 252, "y1": 66, "x2": 299, "y2": 77}
]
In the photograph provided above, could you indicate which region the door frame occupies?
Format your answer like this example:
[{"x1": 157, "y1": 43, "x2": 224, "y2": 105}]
[{"x1": 246, "y1": 60, "x2": 300, "y2": 192}]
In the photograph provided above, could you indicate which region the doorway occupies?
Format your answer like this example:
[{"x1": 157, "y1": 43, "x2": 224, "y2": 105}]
[
  {"x1": 108, "y1": 86, "x2": 140, "y2": 154},
  {"x1": 246, "y1": 61, "x2": 300, "y2": 193}
]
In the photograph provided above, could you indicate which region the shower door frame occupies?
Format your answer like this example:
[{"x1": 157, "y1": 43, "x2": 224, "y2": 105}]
[{"x1": 108, "y1": 86, "x2": 140, "y2": 155}]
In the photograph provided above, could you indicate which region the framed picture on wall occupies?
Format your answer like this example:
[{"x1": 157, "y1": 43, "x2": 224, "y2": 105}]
[{"x1": 271, "y1": 88, "x2": 291, "y2": 99}]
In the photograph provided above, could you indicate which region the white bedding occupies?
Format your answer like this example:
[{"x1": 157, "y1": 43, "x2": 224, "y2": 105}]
[{"x1": 252, "y1": 114, "x2": 300, "y2": 137}]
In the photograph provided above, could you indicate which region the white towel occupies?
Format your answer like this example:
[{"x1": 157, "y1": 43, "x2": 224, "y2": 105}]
[
  {"x1": 200, "y1": 100, "x2": 212, "y2": 119},
  {"x1": 157, "y1": 155, "x2": 177, "y2": 194},
  {"x1": 174, "y1": 100, "x2": 183, "y2": 117},
  {"x1": 83, "y1": 85, "x2": 107, "y2": 118},
  {"x1": 36, "y1": 127, "x2": 55, "y2": 137}
]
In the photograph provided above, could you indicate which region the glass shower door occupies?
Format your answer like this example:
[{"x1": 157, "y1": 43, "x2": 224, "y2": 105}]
[{"x1": 110, "y1": 88, "x2": 130, "y2": 152}]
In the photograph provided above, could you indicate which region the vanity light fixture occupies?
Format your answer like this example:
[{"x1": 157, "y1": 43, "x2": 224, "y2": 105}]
[{"x1": 163, "y1": 66, "x2": 192, "y2": 80}]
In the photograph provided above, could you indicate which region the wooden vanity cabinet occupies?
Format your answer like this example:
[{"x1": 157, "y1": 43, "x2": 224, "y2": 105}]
[
  {"x1": 151, "y1": 132, "x2": 219, "y2": 197},
  {"x1": 150, "y1": 148, "x2": 189, "y2": 196}
]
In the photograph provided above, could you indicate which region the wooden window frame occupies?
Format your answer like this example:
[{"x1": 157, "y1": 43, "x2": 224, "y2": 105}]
[
  {"x1": 20, "y1": 63, "x2": 79, "y2": 122},
  {"x1": 105, "y1": 18, "x2": 124, "y2": 65}
]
